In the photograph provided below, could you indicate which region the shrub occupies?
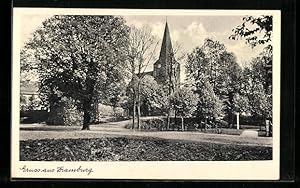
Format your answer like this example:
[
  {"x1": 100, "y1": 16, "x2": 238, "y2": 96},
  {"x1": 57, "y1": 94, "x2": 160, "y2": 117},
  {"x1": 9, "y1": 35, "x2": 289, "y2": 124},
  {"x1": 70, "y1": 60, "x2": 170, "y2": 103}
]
[
  {"x1": 199, "y1": 128, "x2": 243, "y2": 135},
  {"x1": 20, "y1": 110, "x2": 49, "y2": 124},
  {"x1": 141, "y1": 118, "x2": 167, "y2": 130},
  {"x1": 125, "y1": 117, "x2": 231, "y2": 132},
  {"x1": 125, "y1": 118, "x2": 167, "y2": 130},
  {"x1": 215, "y1": 119, "x2": 229, "y2": 128},
  {"x1": 46, "y1": 99, "x2": 83, "y2": 126}
]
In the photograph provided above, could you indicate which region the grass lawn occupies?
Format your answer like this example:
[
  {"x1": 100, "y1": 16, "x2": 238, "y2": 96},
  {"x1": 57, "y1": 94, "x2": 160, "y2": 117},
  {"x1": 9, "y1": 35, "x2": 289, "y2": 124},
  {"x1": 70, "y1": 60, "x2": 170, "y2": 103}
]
[{"x1": 20, "y1": 137, "x2": 272, "y2": 161}]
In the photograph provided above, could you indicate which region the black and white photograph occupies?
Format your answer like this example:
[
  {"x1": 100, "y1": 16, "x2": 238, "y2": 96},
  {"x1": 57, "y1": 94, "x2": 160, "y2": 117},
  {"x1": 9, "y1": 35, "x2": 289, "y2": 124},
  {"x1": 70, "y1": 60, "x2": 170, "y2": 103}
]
[{"x1": 12, "y1": 8, "x2": 280, "y2": 180}]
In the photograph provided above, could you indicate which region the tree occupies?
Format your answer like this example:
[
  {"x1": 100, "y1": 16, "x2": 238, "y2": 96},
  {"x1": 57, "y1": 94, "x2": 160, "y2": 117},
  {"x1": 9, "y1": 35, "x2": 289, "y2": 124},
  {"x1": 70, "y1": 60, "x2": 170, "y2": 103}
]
[
  {"x1": 170, "y1": 86, "x2": 199, "y2": 130},
  {"x1": 126, "y1": 25, "x2": 159, "y2": 129},
  {"x1": 193, "y1": 80, "x2": 224, "y2": 120},
  {"x1": 21, "y1": 15, "x2": 130, "y2": 130},
  {"x1": 241, "y1": 57, "x2": 272, "y2": 121},
  {"x1": 233, "y1": 93, "x2": 250, "y2": 114},
  {"x1": 186, "y1": 39, "x2": 242, "y2": 126},
  {"x1": 230, "y1": 15, "x2": 273, "y2": 95},
  {"x1": 140, "y1": 75, "x2": 168, "y2": 116},
  {"x1": 229, "y1": 15, "x2": 272, "y2": 48}
]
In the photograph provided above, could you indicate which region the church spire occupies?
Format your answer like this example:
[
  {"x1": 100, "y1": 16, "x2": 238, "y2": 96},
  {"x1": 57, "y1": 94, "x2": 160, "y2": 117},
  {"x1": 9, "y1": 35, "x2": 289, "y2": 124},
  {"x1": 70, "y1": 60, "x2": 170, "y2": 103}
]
[
  {"x1": 153, "y1": 21, "x2": 180, "y2": 86},
  {"x1": 158, "y1": 21, "x2": 174, "y2": 62}
]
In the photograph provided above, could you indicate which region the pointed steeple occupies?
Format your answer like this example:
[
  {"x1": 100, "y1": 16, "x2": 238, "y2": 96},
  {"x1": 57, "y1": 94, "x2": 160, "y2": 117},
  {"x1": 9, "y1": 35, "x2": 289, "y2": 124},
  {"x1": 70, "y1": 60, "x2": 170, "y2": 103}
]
[
  {"x1": 158, "y1": 22, "x2": 174, "y2": 62},
  {"x1": 153, "y1": 21, "x2": 180, "y2": 86}
]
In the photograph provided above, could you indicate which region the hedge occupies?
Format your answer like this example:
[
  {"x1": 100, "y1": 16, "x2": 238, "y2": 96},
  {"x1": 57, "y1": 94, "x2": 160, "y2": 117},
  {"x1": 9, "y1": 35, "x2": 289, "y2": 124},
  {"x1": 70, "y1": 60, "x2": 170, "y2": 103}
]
[
  {"x1": 20, "y1": 110, "x2": 49, "y2": 124},
  {"x1": 125, "y1": 117, "x2": 230, "y2": 131}
]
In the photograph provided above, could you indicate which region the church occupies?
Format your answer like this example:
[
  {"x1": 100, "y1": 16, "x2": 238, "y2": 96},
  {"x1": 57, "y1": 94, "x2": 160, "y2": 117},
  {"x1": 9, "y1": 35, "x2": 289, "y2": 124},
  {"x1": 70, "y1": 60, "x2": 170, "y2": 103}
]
[
  {"x1": 138, "y1": 22, "x2": 181, "y2": 116},
  {"x1": 141, "y1": 22, "x2": 180, "y2": 88}
]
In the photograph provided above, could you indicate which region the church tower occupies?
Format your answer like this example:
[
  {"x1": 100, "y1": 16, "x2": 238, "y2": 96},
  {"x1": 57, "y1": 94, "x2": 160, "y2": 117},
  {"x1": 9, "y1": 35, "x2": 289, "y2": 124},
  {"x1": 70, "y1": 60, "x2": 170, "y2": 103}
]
[{"x1": 153, "y1": 22, "x2": 180, "y2": 88}]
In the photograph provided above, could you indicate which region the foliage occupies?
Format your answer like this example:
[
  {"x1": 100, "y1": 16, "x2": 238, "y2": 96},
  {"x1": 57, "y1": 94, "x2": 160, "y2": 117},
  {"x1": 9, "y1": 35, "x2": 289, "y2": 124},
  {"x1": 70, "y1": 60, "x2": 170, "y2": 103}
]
[
  {"x1": 140, "y1": 75, "x2": 168, "y2": 114},
  {"x1": 46, "y1": 97, "x2": 83, "y2": 126},
  {"x1": 20, "y1": 137, "x2": 272, "y2": 161},
  {"x1": 21, "y1": 15, "x2": 130, "y2": 129},
  {"x1": 186, "y1": 38, "x2": 243, "y2": 125},
  {"x1": 230, "y1": 16, "x2": 273, "y2": 120},
  {"x1": 241, "y1": 51, "x2": 272, "y2": 119},
  {"x1": 20, "y1": 95, "x2": 42, "y2": 112},
  {"x1": 124, "y1": 118, "x2": 167, "y2": 130},
  {"x1": 229, "y1": 15, "x2": 273, "y2": 48},
  {"x1": 20, "y1": 110, "x2": 49, "y2": 124},
  {"x1": 233, "y1": 93, "x2": 250, "y2": 113},
  {"x1": 193, "y1": 81, "x2": 224, "y2": 119},
  {"x1": 170, "y1": 86, "x2": 199, "y2": 117}
]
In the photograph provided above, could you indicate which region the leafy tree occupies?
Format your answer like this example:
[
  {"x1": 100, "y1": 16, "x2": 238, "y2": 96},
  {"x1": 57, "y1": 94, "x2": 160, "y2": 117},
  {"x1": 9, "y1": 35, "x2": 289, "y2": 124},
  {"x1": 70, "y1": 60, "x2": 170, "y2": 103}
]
[
  {"x1": 241, "y1": 57, "x2": 272, "y2": 121},
  {"x1": 21, "y1": 15, "x2": 130, "y2": 130},
  {"x1": 229, "y1": 15, "x2": 272, "y2": 48},
  {"x1": 233, "y1": 93, "x2": 250, "y2": 114},
  {"x1": 140, "y1": 75, "x2": 168, "y2": 115},
  {"x1": 230, "y1": 15, "x2": 273, "y2": 95},
  {"x1": 186, "y1": 39, "x2": 242, "y2": 126},
  {"x1": 193, "y1": 80, "x2": 224, "y2": 120},
  {"x1": 170, "y1": 86, "x2": 198, "y2": 117}
]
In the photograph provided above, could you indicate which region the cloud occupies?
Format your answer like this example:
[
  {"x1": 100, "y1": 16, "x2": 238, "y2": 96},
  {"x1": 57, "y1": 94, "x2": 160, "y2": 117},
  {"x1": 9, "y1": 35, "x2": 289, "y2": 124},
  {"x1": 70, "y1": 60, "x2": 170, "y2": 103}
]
[
  {"x1": 227, "y1": 42, "x2": 265, "y2": 67},
  {"x1": 150, "y1": 22, "x2": 165, "y2": 39},
  {"x1": 125, "y1": 19, "x2": 144, "y2": 29}
]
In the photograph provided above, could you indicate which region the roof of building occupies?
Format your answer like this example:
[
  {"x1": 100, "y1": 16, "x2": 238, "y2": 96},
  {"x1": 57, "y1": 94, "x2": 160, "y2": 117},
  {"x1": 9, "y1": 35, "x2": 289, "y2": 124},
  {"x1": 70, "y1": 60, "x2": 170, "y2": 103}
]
[
  {"x1": 20, "y1": 81, "x2": 39, "y2": 95},
  {"x1": 155, "y1": 22, "x2": 175, "y2": 65}
]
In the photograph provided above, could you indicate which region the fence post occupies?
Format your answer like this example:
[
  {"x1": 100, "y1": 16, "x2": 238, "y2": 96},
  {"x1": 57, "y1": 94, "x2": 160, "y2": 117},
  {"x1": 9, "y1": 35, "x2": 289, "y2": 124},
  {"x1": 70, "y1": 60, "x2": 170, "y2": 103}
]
[
  {"x1": 236, "y1": 112, "x2": 240, "y2": 130},
  {"x1": 266, "y1": 119, "x2": 270, "y2": 137}
]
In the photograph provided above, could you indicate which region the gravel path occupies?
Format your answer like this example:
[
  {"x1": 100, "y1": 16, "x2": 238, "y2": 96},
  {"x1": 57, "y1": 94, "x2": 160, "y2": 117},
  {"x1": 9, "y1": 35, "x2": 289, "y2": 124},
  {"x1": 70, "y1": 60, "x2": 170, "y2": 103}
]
[
  {"x1": 240, "y1": 130, "x2": 259, "y2": 137},
  {"x1": 20, "y1": 121, "x2": 272, "y2": 147}
]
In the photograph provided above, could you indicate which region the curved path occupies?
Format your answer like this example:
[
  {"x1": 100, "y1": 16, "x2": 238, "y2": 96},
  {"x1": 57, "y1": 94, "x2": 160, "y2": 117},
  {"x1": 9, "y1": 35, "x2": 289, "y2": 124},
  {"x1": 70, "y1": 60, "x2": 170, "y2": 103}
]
[
  {"x1": 240, "y1": 130, "x2": 259, "y2": 137},
  {"x1": 20, "y1": 120, "x2": 272, "y2": 147}
]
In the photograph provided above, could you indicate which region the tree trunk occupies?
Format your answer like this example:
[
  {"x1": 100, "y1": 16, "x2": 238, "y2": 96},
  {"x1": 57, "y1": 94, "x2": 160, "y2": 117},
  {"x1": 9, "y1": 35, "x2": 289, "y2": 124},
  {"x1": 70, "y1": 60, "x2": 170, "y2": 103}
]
[
  {"x1": 132, "y1": 98, "x2": 136, "y2": 129},
  {"x1": 167, "y1": 110, "x2": 171, "y2": 130},
  {"x1": 174, "y1": 111, "x2": 177, "y2": 131},
  {"x1": 82, "y1": 109, "x2": 91, "y2": 130},
  {"x1": 181, "y1": 116, "x2": 184, "y2": 131},
  {"x1": 137, "y1": 105, "x2": 141, "y2": 130},
  {"x1": 137, "y1": 82, "x2": 141, "y2": 130}
]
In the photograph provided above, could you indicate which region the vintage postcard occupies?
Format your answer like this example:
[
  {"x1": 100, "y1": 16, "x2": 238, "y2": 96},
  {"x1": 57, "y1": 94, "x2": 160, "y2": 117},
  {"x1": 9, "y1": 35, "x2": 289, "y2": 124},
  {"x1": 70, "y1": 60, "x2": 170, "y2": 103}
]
[{"x1": 11, "y1": 8, "x2": 280, "y2": 180}]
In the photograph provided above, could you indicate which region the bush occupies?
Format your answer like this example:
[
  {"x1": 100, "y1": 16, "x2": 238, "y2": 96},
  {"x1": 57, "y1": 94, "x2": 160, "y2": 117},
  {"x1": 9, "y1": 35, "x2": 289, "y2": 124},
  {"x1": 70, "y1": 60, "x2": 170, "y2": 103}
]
[
  {"x1": 20, "y1": 110, "x2": 49, "y2": 124},
  {"x1": 125, "y1": 118, "x2": 167, "y2": 130},
  {"x1": 224, "y1": 115, "x2": 264, "y2": 126},
  {"x1": 215, "y1": 119, "x2": 230, "y2": 128},
  {"x1": 142, "y1": 118, "x2": 167, "y2": 130},
  {"x1": 125, "y1": 117, "x2": 232, "y2": 131},
  {"x1": 46, "y1": 99, "x2": 83, "y2": 126}
]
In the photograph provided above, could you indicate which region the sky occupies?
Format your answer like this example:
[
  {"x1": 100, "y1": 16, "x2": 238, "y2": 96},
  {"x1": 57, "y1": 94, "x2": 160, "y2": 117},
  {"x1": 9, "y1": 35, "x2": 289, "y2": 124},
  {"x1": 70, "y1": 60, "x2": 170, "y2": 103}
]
[{"x1": 20, "y1": 14, "x2": 267, "y2": 81}]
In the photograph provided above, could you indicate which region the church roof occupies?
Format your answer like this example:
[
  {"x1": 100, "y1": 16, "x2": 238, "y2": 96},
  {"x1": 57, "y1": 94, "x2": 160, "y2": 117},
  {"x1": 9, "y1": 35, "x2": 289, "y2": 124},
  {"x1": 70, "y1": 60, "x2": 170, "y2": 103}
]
[{"x1": 157, "y1": 22, "x2": 175, "y2": 64}]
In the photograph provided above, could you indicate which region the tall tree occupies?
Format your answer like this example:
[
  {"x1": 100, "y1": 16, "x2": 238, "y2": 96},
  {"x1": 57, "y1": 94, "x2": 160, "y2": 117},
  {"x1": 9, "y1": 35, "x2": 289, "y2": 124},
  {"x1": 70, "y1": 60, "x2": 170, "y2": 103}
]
[
  {"x1": 126, "y1": 25, "x2": 158, "y2": 129},
  {"x1": 241, "y1": 56, "x2": 272, "y2": 121},
  {"x1": 230, "y1": 15, "x2": 273, "y2": 95},
  {"x1": 186, "y1": 39, "x2": 242, "y2": 126},
  {"x1": 140, "y1": 75, "x2": 168, "y2": 116},
  {"x1": 170, "y1": 86, "x2": 199, "y2": 130},
  {"x1": 21, "y1": 15, "x2": 130, "y2": 130}
]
